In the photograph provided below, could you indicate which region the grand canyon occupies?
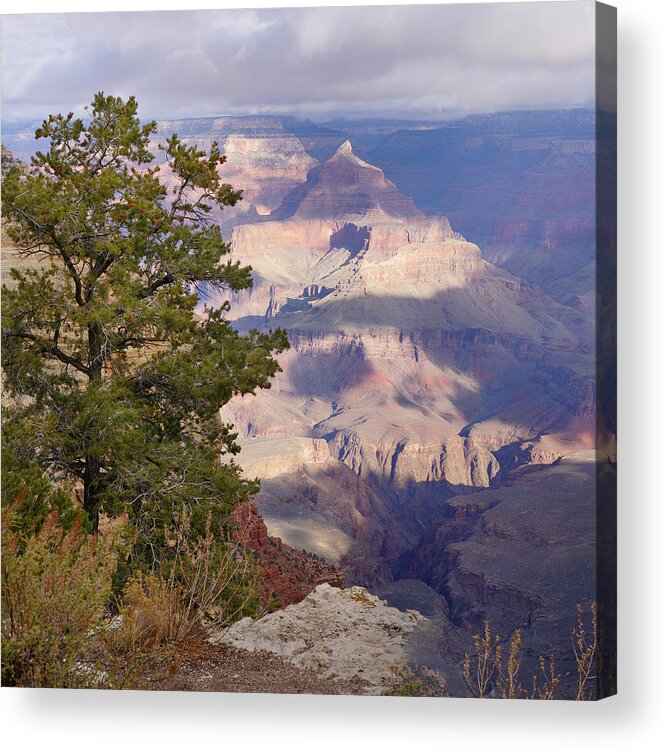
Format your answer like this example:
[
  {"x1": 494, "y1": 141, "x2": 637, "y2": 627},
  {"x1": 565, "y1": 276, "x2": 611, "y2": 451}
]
[
  {"x1": 0, "y1": 3, "x2": 625, "y2": 725},
  {"x1": 163, "y1": 110, "x2": 608, "y2": 690},
  {"x1": 2, "y1": 107, "x2": 613, "y2": 697}
]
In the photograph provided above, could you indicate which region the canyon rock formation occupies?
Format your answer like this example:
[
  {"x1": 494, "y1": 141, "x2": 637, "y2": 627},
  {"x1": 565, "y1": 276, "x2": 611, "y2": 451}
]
[
  {"x1": 1, "y1": 110, "x2": 608, "y2": 692},
  {"x1": 212, "y1": 583, "x2": 431, "y2": 694},
  {"x1": 217, "y1": 138, "x2": 595, "y2": 594},
  {"x1": 231, "y1": 500, "x2": 344, "y2": 608},
  {"x1": 367, "y1": 110, "x2": 597, "y2": 293},
  {"x1": 201, "y1": 122, "x2": 603, "y2": 680}
]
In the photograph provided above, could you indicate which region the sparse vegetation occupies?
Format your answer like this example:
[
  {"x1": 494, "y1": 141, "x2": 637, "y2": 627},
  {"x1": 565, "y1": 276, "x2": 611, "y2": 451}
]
[
  {"x1": 462, "y1": 604, "x2": 598, "y2": 700},
  {"x1": 573, "y1": 602, "x2": 598, "y2": 701},
  {"x1": 110, "y1": 508, "x2": 264, "y2": 656},
  {"x1": 1, "y1": 493, "x2": 117, "y2": 687},
  {"x1": 351, "y1": 587, "x2": 377, "y2": 607},
  {"x1": 462, "y1": 618, "x2": 501, "y2": 698},
  {"x1": 384, "y1": 664, "x2": 448, "y2": 697}
]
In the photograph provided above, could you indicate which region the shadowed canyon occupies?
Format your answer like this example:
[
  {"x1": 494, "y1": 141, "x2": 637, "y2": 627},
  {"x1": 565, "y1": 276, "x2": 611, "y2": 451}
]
[{"x1": 130, "y1": 110, "x2": 607, "y2": 673}]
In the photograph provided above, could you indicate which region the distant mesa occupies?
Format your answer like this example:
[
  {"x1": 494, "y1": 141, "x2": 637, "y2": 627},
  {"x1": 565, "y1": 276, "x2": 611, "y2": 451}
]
[{"x1": 271, "y1": 139, "x2": 423, "y2": 222}]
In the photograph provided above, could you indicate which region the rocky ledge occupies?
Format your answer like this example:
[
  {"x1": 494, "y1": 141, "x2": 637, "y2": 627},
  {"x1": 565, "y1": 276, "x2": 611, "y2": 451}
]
[{"x1": 211, "y1": 583, "x2": 428, "y2": 694}]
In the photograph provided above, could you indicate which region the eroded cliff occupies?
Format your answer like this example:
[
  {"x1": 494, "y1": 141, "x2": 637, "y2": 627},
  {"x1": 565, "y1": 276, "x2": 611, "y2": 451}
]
[{"x1": 218, "y1": 142, "x2": 596, "y2": 591}]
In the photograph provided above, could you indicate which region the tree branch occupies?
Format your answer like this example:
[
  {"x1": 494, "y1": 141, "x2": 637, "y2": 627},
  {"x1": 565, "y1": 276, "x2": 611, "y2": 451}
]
[
  {"x1": 137, "y1": 272, "x2": 175, "y2": 299},
  {"x1": 8, "y1": 204, "x2": 88, "y2": 307},
  {"x1": 4, "y1": 330, "x2": 91, "y2": 376}
]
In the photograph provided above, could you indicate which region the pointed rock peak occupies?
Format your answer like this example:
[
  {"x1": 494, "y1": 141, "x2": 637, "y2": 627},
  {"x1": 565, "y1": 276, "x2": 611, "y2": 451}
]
[
  {"x1": 333, "y1": 139, "x2": 380, "y2": 172},
  {"x1": 270, "y1": 136, "x2": 423, "y2": 221}
]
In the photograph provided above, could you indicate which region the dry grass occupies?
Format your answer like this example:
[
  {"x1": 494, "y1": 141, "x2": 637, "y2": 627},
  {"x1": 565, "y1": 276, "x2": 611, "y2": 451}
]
[
  {"x1": 463, "y1": 604, "x2": 598, "y2": 700},
  {"x1": 462, "y1": 619, "x2": 502, "y2": 698},
  {"x1": 109, "y1": 508, "x2": 265, "y2": 662},
  {"x1": 351, "y1": 587, "x2": 377, "y2": 607},
  {"x1": 112, "y1": 574, "x2": 202, "y2": 653},
  {"x1": 573, "y1": 602, "x2": 598, "y2": 700},
  {"x1": 531, "y1": 654, "x2": 560, "y2": 700}
]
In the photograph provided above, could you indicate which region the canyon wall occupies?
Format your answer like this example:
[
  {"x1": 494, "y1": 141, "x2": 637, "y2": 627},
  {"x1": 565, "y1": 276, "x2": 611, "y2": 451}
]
[
  {"x1": 218, "y1": 140, "x2": 597, "y2": 602},
  {"x1": 1, "y1": 113, "x2": 605, "y2": 679}
]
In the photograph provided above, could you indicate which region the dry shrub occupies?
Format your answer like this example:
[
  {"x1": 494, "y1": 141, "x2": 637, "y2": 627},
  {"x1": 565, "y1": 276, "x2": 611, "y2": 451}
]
[
  {"x1": 1, "y1": 502, "x2": 116, "y2": 688},
  {"x1": 462, "y1": 605, "x2": 601, "y2": 700},
  {"x1": 113, "y1": 574, "x2": 200, "y2": 654},
  {"x1": 573, "y1": 602, "x2": 598, "y2": 700},
  {"x1": 463, "y1": 619, "x2": 502, "y2": 698},
  {"x1": 497, "y1": 628, "x2": 526, "y2": 699},
  {"x1": 531, "y1": 654, "x2": 560, "y2": 700},
  {"x1": 169, "y1": 508, "x2": 264, "y2": 628},
  {"x1": 111, "y1": 508, "x2": 264, "y2": 658},
  {"x1": 462, "y1": 620, "x2": 558, "y2": 700}
]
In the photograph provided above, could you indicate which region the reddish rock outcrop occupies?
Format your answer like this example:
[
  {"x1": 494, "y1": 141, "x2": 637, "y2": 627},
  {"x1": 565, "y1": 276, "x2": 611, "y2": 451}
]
[{"x1": 230, "y1": 501, "x2": 344, "y2": 608}]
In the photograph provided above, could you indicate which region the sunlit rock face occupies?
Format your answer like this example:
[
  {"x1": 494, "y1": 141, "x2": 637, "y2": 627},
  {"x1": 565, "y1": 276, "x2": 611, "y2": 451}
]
[
  {"x1": 271, "y1": 140, "x2": 423, "y2": 222},
  {"x1": 212, "y1": 583, "x2": 430, "y2": 695},
  {"x1": 150, "y1": 118, "x2": 324, "y2": 236},
  {"x1": 216, "y1": 141, "x2": 595, "y2": 589}
]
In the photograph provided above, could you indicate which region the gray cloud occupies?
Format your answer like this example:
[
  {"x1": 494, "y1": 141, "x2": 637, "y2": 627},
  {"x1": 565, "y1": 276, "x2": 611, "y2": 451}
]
[{"x1": 1, "y1": 3, "x2": 595, "y2": 122}]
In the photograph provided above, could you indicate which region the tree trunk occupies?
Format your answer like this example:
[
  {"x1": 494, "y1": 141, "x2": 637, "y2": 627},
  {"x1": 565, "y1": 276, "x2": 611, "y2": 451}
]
[
  {"x1": 84, "y1": 323, "x2": 104, "y2": 532},
  {"x1": 83, "y1": 455, "x2": 102, "y2": 533}
]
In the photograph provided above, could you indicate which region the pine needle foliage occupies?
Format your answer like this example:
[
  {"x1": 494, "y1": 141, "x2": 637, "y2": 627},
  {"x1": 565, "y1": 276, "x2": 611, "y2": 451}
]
[{"x1": 1, "y1": 93, "x2": 289, "y2": 565}]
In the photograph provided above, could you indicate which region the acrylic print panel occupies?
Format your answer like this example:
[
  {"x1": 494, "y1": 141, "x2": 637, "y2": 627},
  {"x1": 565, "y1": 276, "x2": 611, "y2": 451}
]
[{"x1": 0, "y1": 1, "x2": 616, "y2": 699}]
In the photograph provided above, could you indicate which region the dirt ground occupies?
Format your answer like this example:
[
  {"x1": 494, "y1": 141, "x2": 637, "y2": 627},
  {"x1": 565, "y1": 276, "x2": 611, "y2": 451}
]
[{"x1": 138, "y1": 641, "x2": 371, "y2": 696}]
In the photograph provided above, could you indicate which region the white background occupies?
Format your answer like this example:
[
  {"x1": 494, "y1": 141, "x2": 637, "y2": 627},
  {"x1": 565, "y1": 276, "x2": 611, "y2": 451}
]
[{"x1": 1, "y1": 1, "x2": 664, "y2": 747}]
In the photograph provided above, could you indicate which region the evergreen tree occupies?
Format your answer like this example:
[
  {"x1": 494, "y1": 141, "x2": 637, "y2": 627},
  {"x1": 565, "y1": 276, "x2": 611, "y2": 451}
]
[{"x1": 1, "y1": 93, "x2": 288, "y2": 557}]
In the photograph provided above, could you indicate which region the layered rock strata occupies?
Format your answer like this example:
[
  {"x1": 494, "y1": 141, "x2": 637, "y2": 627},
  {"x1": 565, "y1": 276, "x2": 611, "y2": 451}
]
[{"x1": 219, "y1": 141, "x2": 596, "y2": 587}]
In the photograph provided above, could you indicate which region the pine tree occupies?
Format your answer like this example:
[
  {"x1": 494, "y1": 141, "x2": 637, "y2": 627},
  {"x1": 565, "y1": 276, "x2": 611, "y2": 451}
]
[{"x1": 1, "y1": 93, "x2": 288, "y2": 558}]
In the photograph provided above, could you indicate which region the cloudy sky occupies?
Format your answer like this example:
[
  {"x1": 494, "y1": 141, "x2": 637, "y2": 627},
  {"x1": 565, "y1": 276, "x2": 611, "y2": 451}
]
[{"x1": 1, "y1": 1, "x2": 596, "y2": 123}]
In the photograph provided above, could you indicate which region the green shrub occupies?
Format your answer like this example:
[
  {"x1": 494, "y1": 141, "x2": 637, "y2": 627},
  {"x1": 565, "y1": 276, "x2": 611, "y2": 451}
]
[
  {"x1": 384, "y1": 664, "x2": 448, "y2": 697},
  {"x1": 1, "y1": 499, "x2": 116, "y2": 687}
]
